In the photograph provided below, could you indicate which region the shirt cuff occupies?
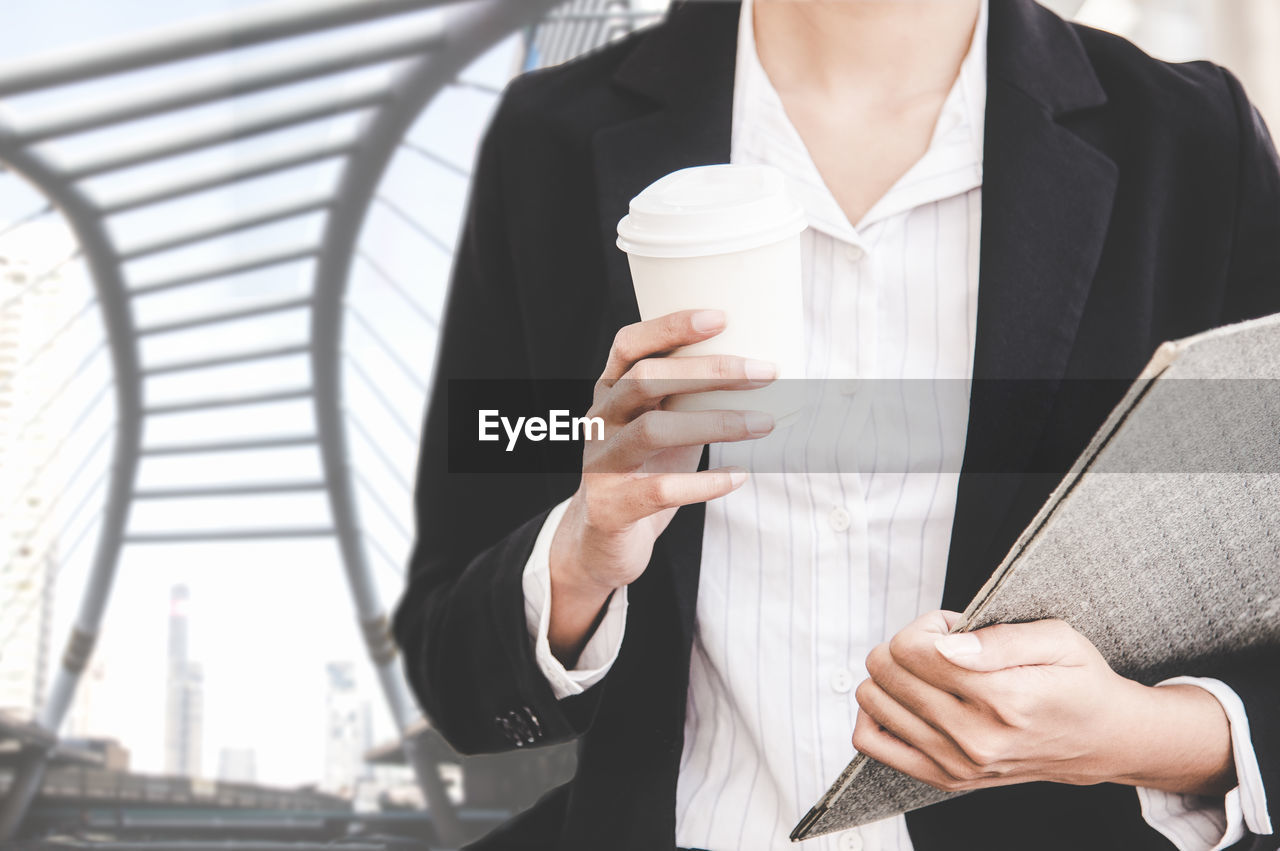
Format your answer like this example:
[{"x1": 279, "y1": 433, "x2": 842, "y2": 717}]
[
  {"x1": 522, "y1": 498, "x2": 628, "y2": 700},
  {"x1": 1135, "y1": 676, "x2": 1273, "y2": 851}
]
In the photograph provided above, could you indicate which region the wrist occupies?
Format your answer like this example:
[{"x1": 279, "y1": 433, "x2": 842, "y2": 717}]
[
  {"x1": 549, "y1": 496, "x2": 622, "y2": 601},
  {"x1": 1108, "y1": 680, "x2": 1235, "y2": 796},
  {"x1": 548, "y1": 560, "x2": 615, "y2": 615},
  {"x1": 546, "y1": 500, "x2": 618, "y2": 664},
  {"x1": 1099, "y1": 678, "x2": 1165, "y2": 785}
]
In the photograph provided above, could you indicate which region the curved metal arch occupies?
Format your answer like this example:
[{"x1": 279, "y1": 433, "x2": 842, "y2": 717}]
[{"x1": 0, "y1": 127, "x2": 140, "y2": 841}]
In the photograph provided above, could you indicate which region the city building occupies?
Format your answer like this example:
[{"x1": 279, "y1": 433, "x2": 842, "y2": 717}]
[
  {"x1": 164, "y1": 584, "x2": 204, "y2": 778},
  {"x1": 322, "y1": 661, "x2": 369, "y2": 797},
  {"x1": 218, "y1": 746, "x2": 257, "y2": 784}
]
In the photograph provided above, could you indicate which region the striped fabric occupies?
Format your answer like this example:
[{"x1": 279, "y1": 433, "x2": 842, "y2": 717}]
[
  {"x1": 669, "y1": 3, "x2": 984, "y2": 849},
  {"x1": 520, "y1": 0, "x2": 1263, "y2": 849}
]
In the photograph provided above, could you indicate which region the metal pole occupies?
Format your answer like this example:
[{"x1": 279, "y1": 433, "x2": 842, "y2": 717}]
[{"x1": 0, "y1": 0, "x2": 459, "y2": 98}]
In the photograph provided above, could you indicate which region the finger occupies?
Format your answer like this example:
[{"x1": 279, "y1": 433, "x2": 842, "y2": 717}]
[
  {"x1": 608, "y1": 468, "x2": 748, "y2": 524},
  {"x1": 601, "y1": 310, "x2": 726, "y2": 382},
  {"x1": 865, "y1": 641, "x2": 971, "y2": 732},
  {"x1": 602, "y1": 355, "x2": 778, "y2": 421},
  {"x1": 598, "y1": 410, "x2": 774, "y2": 470},
  {"x1": 881, "y1": 613, "x2": 981, "y2": 698},
  {"x1": 914, "y1": 610, "x2": 959, "y2": 637},
  {"x1": 855, "y1": 678, "x2": 967, "y2": 766},
  {"x1": 856, "y1": 677, "x2": 1020, "y2": 785},
  {"x1": 851, "y1": 710, "x2": 964, "y2": 792},
  {"x1": 934, "y1": 619, "x2": 1086, "y2": 673}
]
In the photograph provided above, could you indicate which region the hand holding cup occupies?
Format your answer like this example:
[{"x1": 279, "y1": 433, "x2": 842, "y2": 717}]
[
  {"x1": 547, "y1": 163, "x2": 808, "y2": 663},
  {"x1": 547, "y1": 308, "x2": 777, "y2": 661}
]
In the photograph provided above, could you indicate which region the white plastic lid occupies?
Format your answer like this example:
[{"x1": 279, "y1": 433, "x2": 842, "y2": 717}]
[{"x1": 616, "y1": 164, "x2": 807, "y2": 258}]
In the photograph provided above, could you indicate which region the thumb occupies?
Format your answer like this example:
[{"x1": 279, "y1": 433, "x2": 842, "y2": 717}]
[{"x1": 934, "y1": 619, "x2": 1081, "y2": 672}]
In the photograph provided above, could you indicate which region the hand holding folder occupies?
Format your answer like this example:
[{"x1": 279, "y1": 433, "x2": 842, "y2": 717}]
[{"x1": 793, "y1": 313, "x2": 1280, "y2": 841}]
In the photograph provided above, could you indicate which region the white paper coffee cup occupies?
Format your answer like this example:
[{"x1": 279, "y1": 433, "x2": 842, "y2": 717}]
[{"x1": 616, "y1": 164, "x2": 808, "y2": 421}]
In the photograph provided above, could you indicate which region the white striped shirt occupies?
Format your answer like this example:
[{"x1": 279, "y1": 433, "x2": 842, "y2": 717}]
[
  {"x1": 520, "y1": 1, "x2": 1268, "y2": 848},
  {"x1": 668, "y1": 4, "x2": 984, "y2": 849}
]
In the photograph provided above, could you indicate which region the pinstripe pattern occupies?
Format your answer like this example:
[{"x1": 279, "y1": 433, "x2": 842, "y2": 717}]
[
  {"x1": 671, "y1": 3, "x2": 985, "y2": 848},
  {"x1": 519, "y1": 1, "x2": 1267, "y2": 847}
]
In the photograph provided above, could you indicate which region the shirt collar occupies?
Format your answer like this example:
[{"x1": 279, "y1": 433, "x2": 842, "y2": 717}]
[{"x1": 732, "y1": 0, "x2": 988, "y2": 242}]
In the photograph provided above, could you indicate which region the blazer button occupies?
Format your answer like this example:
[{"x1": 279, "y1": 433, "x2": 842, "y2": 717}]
[
  {"x1": 494, "y1": 710, "x2": 526, "y2": 747},
  {"x1": 496, "y1": 706, "x2": 544, "y2": 747},
  {"x1": 839, "y1": 832, "x2": 864, "y2": 851},
  {"x1": 520, "y1": 706, "x2": 543, "y2": 742}
]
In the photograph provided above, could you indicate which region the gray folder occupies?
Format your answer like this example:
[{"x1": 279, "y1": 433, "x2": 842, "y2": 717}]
[{"x1": 792, "y1": 313, "x2": 1280, "y2": 841}]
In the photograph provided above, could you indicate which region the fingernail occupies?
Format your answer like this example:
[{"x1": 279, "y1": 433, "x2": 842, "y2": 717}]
[
  {"x1": 744, "y1": 359, "x2": 778, "y2": 383},
  {"x1": 691, "y1": 310, "x2": 726, "y2": 333},
  {"x1": 935, "y1": 634, "x2": 982, "y2": 659},
  {"x1": 728, "y1": 468, "x2": 748, "y2": 487},
  {"x1": 744, "y1": 411, "x2": 775, "y2": 435}
]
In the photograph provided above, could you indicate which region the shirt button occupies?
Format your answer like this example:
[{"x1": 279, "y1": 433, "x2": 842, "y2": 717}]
[
  {"x1": 828, "y1": 506, "x2": 851, "y2": 532},
  {"x1": 830, "y1": 669, "x2": 854, "y2": 694},
  {"x1": 843, "y1": 244, "x2": 864, "y2": 262},
  {"x1": 839, "y1": 832, "x2": 864, "y2": 851}
]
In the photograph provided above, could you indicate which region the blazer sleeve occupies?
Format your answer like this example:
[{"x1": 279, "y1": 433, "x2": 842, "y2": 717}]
[
  {"x1": 390, "y1": 77, "x2": 603, "y2": 757},
  {"x1": 1210, "y1": 66, "x2": 1280, "y2": 846}
]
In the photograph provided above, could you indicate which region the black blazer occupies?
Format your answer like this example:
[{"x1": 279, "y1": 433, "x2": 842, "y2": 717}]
[{"x1": 391, "y1": 1, "x2": 1280, "y2": 849}]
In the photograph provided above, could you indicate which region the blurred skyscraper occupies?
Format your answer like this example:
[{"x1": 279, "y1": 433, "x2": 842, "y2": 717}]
[
  {"x1": 164, "y1": 584, "x2": 203, "y2": 778},
  {"x1": 322, "y1": 661, "x2": 368, "y2": 797}
]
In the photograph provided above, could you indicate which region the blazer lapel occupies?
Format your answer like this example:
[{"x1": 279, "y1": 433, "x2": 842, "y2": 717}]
[
  {"x1": 592, "y1": 1, "x2": 741, "y2": 644},
  {"x1": 943, "y1": 0, "x2": 1118, "y2": 607}
]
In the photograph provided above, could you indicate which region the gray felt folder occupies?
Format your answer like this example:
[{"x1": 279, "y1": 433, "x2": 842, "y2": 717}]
[{"x1": 792, "y1": 313, "x2": 1280, "y2": 841}]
